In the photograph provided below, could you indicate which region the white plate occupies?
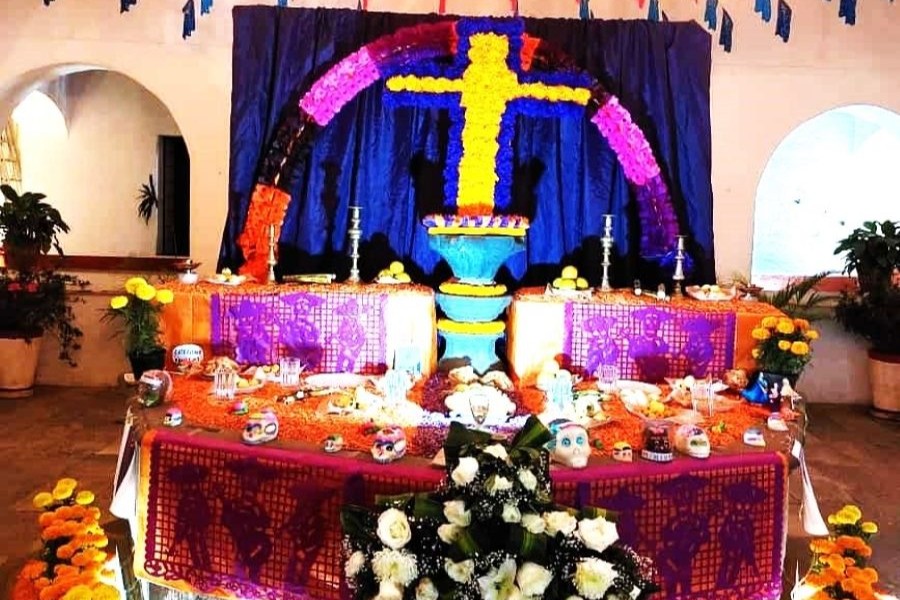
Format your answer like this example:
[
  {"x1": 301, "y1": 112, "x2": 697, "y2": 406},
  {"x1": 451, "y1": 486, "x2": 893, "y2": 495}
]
[
  {"x1": 686, "y1": 285, "x2": 737, "y2": 301},
  {"x1": 599, "y1": 380, "x2": 662, "y2": 395},
  {"x1": 205, "y1": 275, "x2": 247, "y2": 286},
  {"x1": 665, "y1": 378, "x2": 729, "y2": 394},
  {"x1": 305, "y1": 373, "x2": 370, "y2": 389}
]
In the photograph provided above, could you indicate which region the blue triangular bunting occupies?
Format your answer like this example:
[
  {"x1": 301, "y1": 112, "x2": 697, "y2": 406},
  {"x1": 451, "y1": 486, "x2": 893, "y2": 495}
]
[
  {"x1": 755, "y1": 0, "x2": 772, "y2": 22},
  {"x1": 648, "y1": 0, "x2": 660, "y2": 22},
  {"x1": 120, "y1": 0, "x2": 137, "y2": 12},
  {"x1": 200, "y1": 0, "x2": 212, "y2": 15},
  {"x1": 579, "y1": 0, "x2": 590, "y2": 20},
  {"x1": 705, "y1": 0, "x2": 718, "y2": 30},
  {"x1": 662, "y1": 10, "x2": 670, "y2": 22},
  {"x1": 776, "y1": 0, "x2": 792, "y2": 41},
  {"x1": 182, "y1": 0, "x2": 196, "y2": 39},
  {"x1": 839, "y1": 0, "x2": 857, "y2": 24},
  {"x1": 277, "y1": 0, "x2": 288, "y2": 6},
  {"x1": 720, "y1": 9, "x2": 733, "y2": 52}
]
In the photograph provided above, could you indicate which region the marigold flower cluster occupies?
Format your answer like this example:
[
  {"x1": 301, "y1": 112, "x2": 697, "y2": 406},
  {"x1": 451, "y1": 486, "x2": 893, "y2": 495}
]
[
  {"x1": 750, "y1": 316, "x2": 819, "y2": 376},
  {"x1": 13, "y1": 479, "x2": 119, "y2": 600},
  {"x1": 804, "y1": 505, "x2": 882, "y2": 600}
]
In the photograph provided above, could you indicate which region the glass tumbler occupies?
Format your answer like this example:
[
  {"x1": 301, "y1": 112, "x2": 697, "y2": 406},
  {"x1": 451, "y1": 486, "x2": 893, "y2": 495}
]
[
  {"x1": 213, "y1": 367, "x2": 237, "y2": 400},
  {"x1": 279, "y1": 357, "x2": 304, "y2": 388}
]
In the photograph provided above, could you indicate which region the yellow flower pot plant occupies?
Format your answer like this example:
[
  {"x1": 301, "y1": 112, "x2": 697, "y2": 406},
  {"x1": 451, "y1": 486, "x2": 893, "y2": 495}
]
[
  {"x1": 101, "y1": 277, "x2": 174, "y2": 378},
  {"x1": 744, "y1": 316, "x2": 819, "y2": 409}
]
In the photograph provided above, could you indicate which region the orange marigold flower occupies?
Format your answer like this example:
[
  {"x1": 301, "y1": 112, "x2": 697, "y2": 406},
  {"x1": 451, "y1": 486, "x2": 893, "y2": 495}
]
[
  {"x1": 850, "y1": 566, "x2": 879, "y2": 584},
  {"x1": 810, "y1": 591, "x2": 831, "y2": 600},
  {"x1": 793, "y1": 318, "x2": 810, "y2": 330},
  {"x1": 34, "y1": 578, "x2": 51, "y2": 590},
  {"x1": 810, "y1": 538, "x2": 837, "y2": 555},
  {"x1": 38, "y1": 513, "x2": 56, "y2": 528},
  {"x1": 21, "y1": 561, "x2": 48, "y2": 580},
  {"x1": 824, "y1": 553, "x2": 847, "y2": 574},
  {"x1": 761, "y1": 316, "x2": 778, "y2": 329},
  {"x1": 841, "y1": 578, "x2": 859, "y2": 594},
  {"x1": 53, "y1": 565, "x2": 78, "y2": 578},
  {"x1": 55, "y1": 545, "x2": 74, "y2": 560}
]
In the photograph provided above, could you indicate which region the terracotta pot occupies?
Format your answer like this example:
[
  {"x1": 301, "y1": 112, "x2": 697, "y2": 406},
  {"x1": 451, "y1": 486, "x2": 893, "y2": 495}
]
[
  {"x1": 128, "y1": 347, "x2": 167, "y2": 380},
  {"x1": 868, "y1": 350, "x2": 900, "y2": 419},
  {"x1": 0, "y1": 334, "x2": 42, "y2": 398}
]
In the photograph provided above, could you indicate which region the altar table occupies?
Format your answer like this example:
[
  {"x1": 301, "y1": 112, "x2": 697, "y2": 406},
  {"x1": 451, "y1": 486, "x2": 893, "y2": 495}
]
[
  {"x1": 508, "y1": 289, "x2": 784, "y2": 385},
  {"x1": 125, "y1": 407, "x2": 793, "y2": 600},
  {"x1": 159, "y1": 282, "x2": 436, "y2": 376}
]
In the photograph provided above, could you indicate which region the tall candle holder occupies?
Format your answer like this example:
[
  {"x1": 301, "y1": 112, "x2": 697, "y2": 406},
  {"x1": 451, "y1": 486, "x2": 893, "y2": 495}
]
[
  {"x1": 599, "y1": 214, "x2": 614, "y2": 293},
  {"x1": 672, "y1": 235, "x2": 687, "y2": 297},
  {"x1": 267, "y1": 225, "x2": 277, "y2": 284},
  {"x1": 347, "y1": 205, "x2": 362, "y2": 283}
]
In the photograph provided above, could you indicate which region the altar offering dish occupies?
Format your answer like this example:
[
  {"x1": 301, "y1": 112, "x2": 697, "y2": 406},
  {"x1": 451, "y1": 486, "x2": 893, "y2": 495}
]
[
  {"x1": 202, "y1": 356, "x2": 240, "y2": 377},
  {"x1": 242, "y1": 409, "x2": 279, "y2": 445},
  {"x1": 243, "y1": 364, "x2": 282, "y2": 383},
  {"x1": 376, "y1": 261, "x2": 412, "y2": 284},
  {"x1": 305, "y1": 373, "x2": 370, "y2": 389},
  {"x1": 207, "y1": 268, "x2": 247, "y2": 286},
  {"x1": 686, "y1": 284, "x2": 737, "y2": 301},
  {"x1": 547, "y1": 265, "x2": 591, "y2": 297},
  {"x1": 234, "y1": 376, "x2": 265, "y2": 394}
]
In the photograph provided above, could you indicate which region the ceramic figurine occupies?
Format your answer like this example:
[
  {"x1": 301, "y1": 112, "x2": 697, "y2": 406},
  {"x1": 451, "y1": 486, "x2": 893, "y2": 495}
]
[
  {"x1": 371, "y1": 426, "x2": 407, "y2": 464},
  {"x1": 230, "y1": 399, "x2": 249, "y2": 416},
  {"x1": 323, "y1": 434, "x2": 344, "y2": 453},
  {"x1": 674, "y1": 424, "x2": 710, "y2": 459},
  {"x1": 766, "y1": 413, "x2": 789, "y2": 432},
  {"x1": 743, "y1": 427, "x2": 766, "y2": 447},
  {"x1": 656, "y1": 284, "x2": 667, "y2": 301},
  {"x1": 242, "y1": 409, "x2": 279, "y2": 445},
  {"x1": 641, "y1": 422, "x2": 673, "y2": 462},
  {"x1": 547, "y1": 419, "x2": 590, "y2": 469},
  {"x1": 633, "y1": 279, "x2": 643, "y2": 296},
  {"x1": 723, "y1": 369, "x2": 749, "y2": 391},
  {"x1": 612, "y1": 441, "x2": 633, "y2": 463},
  {"x1": 163, "y1": 407, "x2": 183, "y2": 427}
]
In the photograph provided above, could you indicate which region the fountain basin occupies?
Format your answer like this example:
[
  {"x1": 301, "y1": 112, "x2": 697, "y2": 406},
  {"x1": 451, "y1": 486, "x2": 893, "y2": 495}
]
[
  {"x1": 429, "y1": 234, "x2": 525, "y2": 285},
  {"x1": 436, "y1": 293, "x2": 511, "y2": 323}
]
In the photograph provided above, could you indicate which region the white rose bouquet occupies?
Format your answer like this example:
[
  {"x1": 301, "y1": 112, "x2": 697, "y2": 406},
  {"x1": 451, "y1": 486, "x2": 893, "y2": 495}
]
[{"x1": 342, "y1": 416, "x2": 657, "y2": 600}]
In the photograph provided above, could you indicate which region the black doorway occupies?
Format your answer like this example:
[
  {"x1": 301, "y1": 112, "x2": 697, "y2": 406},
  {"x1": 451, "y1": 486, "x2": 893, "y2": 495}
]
[{"x1": 157, "y1": 135, "x2": 190, "y2": 256}]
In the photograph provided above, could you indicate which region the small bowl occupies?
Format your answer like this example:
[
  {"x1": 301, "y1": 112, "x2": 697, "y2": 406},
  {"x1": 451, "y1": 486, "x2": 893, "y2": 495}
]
[{"x1": 179, "y1": 272, "x2": 199, "y2": 285}]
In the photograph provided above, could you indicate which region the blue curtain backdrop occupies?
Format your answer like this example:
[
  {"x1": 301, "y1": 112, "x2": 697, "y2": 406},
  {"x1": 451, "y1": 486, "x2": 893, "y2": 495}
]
[{"x1": 221, "y1": 7, "x2": 714, "y2": 287}]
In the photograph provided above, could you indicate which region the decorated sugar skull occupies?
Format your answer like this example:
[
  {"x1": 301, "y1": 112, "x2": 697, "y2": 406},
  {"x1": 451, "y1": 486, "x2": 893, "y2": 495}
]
[
  {"x1": 323, "y1": 434, "x2": 344, "y2": 453},
  {"x1": 547, "y1": 419, "x2": 590, "y2": 469},
  {"x1": 242, "y1": 409, "x2": 279, "y2": 445},
  {"x1": 163, "y1": 407, "x2": 183, "y2": 427},
  {"x1": 371, "y1": 426, "x2": 407, "y2": 464},
  {"x1": 674, "y1": 424, "x2": 710, "y2": 459},
  {"x1": 172, "y1": 344, "x2": 204, "y2": 375},
  {"x1": 612, "y1": 441, "x2": 633, "y2": 463}
]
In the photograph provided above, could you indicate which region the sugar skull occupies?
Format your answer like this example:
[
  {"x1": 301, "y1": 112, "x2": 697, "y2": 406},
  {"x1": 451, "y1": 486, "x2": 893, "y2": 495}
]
[
  {"x1": 547, "y1": 419, "x2": 590, "y2": 469},
  {"x1": 371, "y1": 426, "x2": 407, "y2": 464},
  {"x1": 612, "y1": 441, "x2": 633, "y2": 463},
  {"x1": 674, "y1": 424, "x2": 710, "y2": 459},
  {"x1": 172, "y1": 344, "x2": 204, "y2": 375},
  {"x1": 242, "y1": 409, "x2": 279, "y2": 445},
  {"x1": 743, "y1": 427, "x2": 766, "y2": 447},
  {"x1": 323, "y1": 434, "x2": 344, "y2": 453},
  {"x1": 163, "y1": 407, "x2": 183, "y2": 427}
]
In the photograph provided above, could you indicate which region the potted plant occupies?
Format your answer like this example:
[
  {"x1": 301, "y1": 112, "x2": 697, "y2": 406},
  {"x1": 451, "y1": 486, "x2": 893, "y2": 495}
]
[
  {"x1": 748, "y1": 316, "x2": 820, "y2": 405},
  {"x1": 0, "y1": 185, "x2": 70, "y2": 272},
  {"x1": 834, "y1": 220, "x2": 900, "y2": 419},
  {"x1": 102, "y1": 277, "x2": 174, "y2": 378}
]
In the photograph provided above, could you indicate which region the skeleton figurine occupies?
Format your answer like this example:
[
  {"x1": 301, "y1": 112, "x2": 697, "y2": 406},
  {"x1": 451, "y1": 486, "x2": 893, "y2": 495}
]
[
  {"x1": 612, "y1": 441, "x2": 633, "y2": 463},
  {"x1": 371, "y1": 426, "x2": 407, "y2": 464},
  {"x1": 323, "y1": 434, "x2": 344, "y2": 453},
  {"x1": 163, "y1": 407, "x2": 183, "y2": 427},
  {"x1": 242, "y1": 409, "x2": 279, "y2": 445},
  {"x1": 547, "y1": 419, "x2": 590, "y2": 469}
]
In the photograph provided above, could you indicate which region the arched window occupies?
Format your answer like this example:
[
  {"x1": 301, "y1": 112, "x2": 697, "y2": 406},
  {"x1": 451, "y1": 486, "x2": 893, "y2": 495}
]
[{"x1": 751, "y1": 105, "x2": 900, "y2": 289}]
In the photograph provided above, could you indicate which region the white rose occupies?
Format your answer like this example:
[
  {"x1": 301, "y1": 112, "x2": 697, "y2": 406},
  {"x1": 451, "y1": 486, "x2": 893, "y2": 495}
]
[
  {"x1": 577, "y1": 516, "x2": 619, "y2": 553},
  {"x1": 451, "y1": 456, "x2": 479, "y2": 486},
  {"x1": 372, "y1": 549, "x2": 418, "y2": 586},
  {"x1": 415, "y1": 578, "x2": 439, "y2": 600},
  {"x1": 574, "y1": 558, "x2": 618, "y2": 600},
  {"x1": 516, "y1": 562, "x2": 554, "y2": 597},
  {"x1": 518, "y1": 469, "x2": 538, "y2": 491},
  {"x1": 486, "y1": 475, "x2": 513, "y2": 495},
  {"x1": 345, "y1": 550, "x2": 366, "y2": 579},
  {"x1": 374, "y1": 580, "x2": 404, "y2": 600},
  {"x1": 565, "y1": 596, "x2": 584, "y2": 600},
  {"x1": 483, "y1": 444, "x2": 509, "y2": 461},
  {"x1": 443, "y1": 500, "x2": 472, "y2": 526},
  {"x1": 445, "y1": 558, "x2": 475, "y2": 583},
  {"x1": 377, "y1": 508, "x2": 413, "y2": 550},
  {"x1": 437, "y1": 523, "x2": 462, "y2": 544},
  {"x1": 501, "y1": 503, "x2": 522, "y2": 523},
  {"x1": 521, "y1": 513, "x2": 546, "y2": 534},
  {"x1": 544, "y1": 511, "x2": 578, "y2": 536}
]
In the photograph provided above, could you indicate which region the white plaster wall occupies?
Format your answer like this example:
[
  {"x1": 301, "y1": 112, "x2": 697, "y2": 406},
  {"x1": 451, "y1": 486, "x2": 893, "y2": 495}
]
[
  {"x1": 15, "y1": 70, "x2": 180, "y2": 256},
  {"x1": 1, "y1": 0, "x2": 894, "y2": 399}
]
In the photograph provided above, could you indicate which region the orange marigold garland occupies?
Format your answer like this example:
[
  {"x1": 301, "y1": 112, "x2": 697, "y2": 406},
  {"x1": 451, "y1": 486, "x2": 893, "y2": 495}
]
[{"x1": 13, "y1": 479, "x2": 119, "y2": 600}]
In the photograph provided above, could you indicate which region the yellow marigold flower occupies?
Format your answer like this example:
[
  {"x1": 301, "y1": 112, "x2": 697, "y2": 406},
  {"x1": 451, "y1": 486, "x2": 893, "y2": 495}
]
[
  {"x1": 776, "y1": 319, "x2": 796, "y2": 334},
  {"x1": 33, "y1": 492, "x2": 54, "y2": 510},
  {"x1": 751, "y1": 327, "x2": 771, "y2": 341},
  {"x1": 841, "y1": 505, "x2": 862, "y2": 522},
  {"x1": 75, "y1": 491, "x2": 95, "y2": 506},
  {"x1": 61, "y1": 584, "x2": 93, "y2": 600},
  {"x1": 135, "y1": 284, "x2": 156, "y2": 302},
  {"x1": 91, "y1": 584, "x2": 120, "y2": 600},
  {"x1": 778, "y1": 340, "x2": 791, "y2": 351},
  {"x1": 793, "y1": 318, "x2": 810, "y2": 330},
  {"x1": 124, "y1": 277, "x2": 147, "y2": 295},
  {"x1": 861, "y1": 521, "x2": 878, "y2": 534},
  {"x1": 791, "y1": 341, "x2": 810, "y2": 356},
  {"x1": 805, "y1": 329, "x2": 819, "y2": 340},
  {"x1": 57, "y1": 478, "x2": 77, "y2": 489},
  {"x1": 156, "y1": 289, "x2": 174, "y2": 304},
  {"x1": 751, "y1": 348, "x2": 761, "y2": 359},
  {"x1": 52, "y1": 487, "x2": 73, "y2": 501},
  {"x1": 761, "y1": 316, "x2": 778, "y2": 329},
  {"x1": 108, "y1": 295, "x2": 128, "y2": 310}
]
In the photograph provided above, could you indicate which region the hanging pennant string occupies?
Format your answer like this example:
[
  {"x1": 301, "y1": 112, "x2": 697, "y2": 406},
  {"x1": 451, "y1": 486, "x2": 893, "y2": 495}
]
[
  {"x1": 438, "y1": 0, "x2": 446, "y2": 14},
  {"x1": 839, "y1": 0, "x2": 857, "y2": 24},
  {"x1": 120, "y1": 0, "x2": 137, "y2": 13},
  {"x1": 510, "y1": 0, "x2": 519, "y2": 16},
  {"x1": 775, "y1": 0, "x2": 792, "y2": 41},
  {"x1": 579, "y1": 0, "x2": 592, "y2": 20},
  {"x1": 648, "y1": 0, "x2": 660, "y2": 21},
  {"x1": 662, "y1": 10, "x2": 670, "y2": 21},
  {"x1": 182, "y1": 0, "x2": 196, "y2": 39},
  {"x1": 704, "y1": 0, "x2": 718, "y2": 29},
  {"x1": 277, "y1": 0, "x2": 287, "y2": 6},
  {"x1": 200, "y1": 0, "x2": 213, "y2": 15},
  {"x1": 719, "y1": 8, "x2": 733, "y2": 51},
  {"x1": 754, "y1": 0, "x2": 772, "y2": 22}
]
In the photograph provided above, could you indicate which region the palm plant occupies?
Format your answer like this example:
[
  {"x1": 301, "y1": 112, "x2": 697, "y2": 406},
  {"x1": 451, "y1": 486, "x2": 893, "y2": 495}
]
[
  {"x1": 731, "y1": 271, "x2": 831, "y2": 320},
  {"x1": 136, "y1": 174, "x2": 158, "y2": 225}
]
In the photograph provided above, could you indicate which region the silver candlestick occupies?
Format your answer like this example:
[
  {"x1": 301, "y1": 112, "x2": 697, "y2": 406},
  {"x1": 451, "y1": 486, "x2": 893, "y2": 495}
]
[
  {"x1": 672, "y1": 235, "x2": 686, "y2": 297},
  {"x1": 347, "y1": 205, "x2": 362, "y2": 283},
  {"x1": 599, "y1": 214, "x2": 614, "y2": 293},
  {"x1": 267, "y1": 225, "x2": 277, "y2": 284}
]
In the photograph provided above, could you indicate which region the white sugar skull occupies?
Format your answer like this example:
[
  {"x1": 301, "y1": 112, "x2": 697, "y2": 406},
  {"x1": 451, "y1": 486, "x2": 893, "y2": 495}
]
[
  {"x1": 323, "y1": 434, "x2": 344, "y2": 453},
  {"x1": 674, "y1": 424, "x2": 710, "y2": 459},
  {"x1": 612, "y1": 441, "x2": 633, "y2": 463},
  {"x1": 163, "y1": 407, "x2": 183, "y2": 427},
  {"x1": 547, "y1": 419, "x2": 590, "y2": 469},
  {"x1": 242, "y1": 409, "x2": 279, "y2": 445},
  {"x1": 371, "y1": 426, "x2": 407, "y2": 464}
]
